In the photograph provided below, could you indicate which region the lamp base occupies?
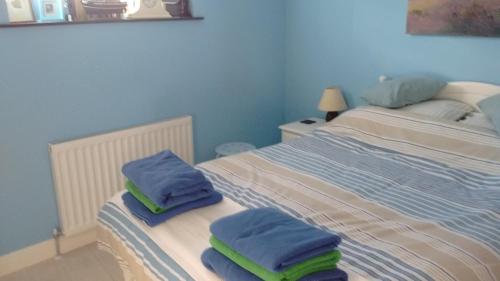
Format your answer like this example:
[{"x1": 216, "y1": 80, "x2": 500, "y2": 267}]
[{"x1": 325, "y1": 111, "x2": 339, "y2": 122}]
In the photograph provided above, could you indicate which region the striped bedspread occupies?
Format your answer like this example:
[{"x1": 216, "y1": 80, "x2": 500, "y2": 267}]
[{"x1": 98, "y1": 106, "x2": 500, "y2": 281}]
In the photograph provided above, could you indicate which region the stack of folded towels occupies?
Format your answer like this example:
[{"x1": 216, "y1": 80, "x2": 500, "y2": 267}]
[
  {"x1": 202, "y1": 208, "x2": 347, "y2": 281},
  {"x1": 121, "y1": 150, "x2": 223, "y2": 227}
]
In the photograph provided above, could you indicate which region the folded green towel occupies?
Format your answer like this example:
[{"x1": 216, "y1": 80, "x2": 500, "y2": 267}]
[
  {"x1": 126, "y1": 180, "x2": 167, "y2": 214},
  {"x1": 210, "y1": 236, "x2": 341, "y2": 281}
]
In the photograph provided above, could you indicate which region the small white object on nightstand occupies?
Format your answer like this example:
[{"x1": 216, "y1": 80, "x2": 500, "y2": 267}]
[{"x1": 279, "y1": 118, "x2": 325, "y2": 142}]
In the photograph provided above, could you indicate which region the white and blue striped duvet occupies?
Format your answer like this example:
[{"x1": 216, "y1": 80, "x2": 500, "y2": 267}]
[{"x1": 98, "y1": 106, "x2": 500, "y2": 281}]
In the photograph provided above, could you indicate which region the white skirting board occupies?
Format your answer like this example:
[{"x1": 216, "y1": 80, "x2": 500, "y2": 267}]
[{"x1": 0, "y1": 228, "x2": 97, "y2": 277}]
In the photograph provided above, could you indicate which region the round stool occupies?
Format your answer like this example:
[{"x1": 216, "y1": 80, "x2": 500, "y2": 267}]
[{"x1": 216, "y1": 142, "x2": 256, "y2": 158}]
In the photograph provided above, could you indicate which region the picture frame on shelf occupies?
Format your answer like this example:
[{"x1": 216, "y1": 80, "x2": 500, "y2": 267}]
[
  {"x1": 5, "y1": 0, "x2": 35, "y2": 23},
  {"x1": 32, "y1": 0, "x2": 65, "y2": 22}
]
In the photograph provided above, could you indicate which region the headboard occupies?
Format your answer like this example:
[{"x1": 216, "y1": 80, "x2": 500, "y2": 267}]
[{"x1": 434, "y1": 82, "x2": 500, "y2": 110}]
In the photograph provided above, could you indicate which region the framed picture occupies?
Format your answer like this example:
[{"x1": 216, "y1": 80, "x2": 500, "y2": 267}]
[
  {"x1": 5, "y1": 0, "x2": 35, "y2": 22},
  {"x1": 32, "y1": 0, "x2": 65, "y2": 22},
  {"x1": 407, "y1": 0, "x2": 500, "y2": 37}
]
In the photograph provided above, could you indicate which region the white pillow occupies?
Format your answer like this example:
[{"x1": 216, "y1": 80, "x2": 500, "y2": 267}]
[
  {"x1": 400, "y1": 100, "x2": 474, "y2": 121},
  {"x1": 458, "y1": 112, "x2": 496, "y2": 131}
]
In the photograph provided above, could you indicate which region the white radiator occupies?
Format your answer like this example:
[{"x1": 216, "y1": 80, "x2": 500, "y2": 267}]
[{"x1": 49, "y1": 116, "x2": 194, "y2": 236}]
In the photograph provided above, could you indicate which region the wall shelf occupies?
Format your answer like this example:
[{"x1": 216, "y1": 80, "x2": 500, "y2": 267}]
[{"x1": 0, "y1": 16, "x2": 204, "y2": 28}]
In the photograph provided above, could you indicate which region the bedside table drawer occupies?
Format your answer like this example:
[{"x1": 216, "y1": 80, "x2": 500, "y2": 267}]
[{"x1": 282, "y1": 131, "x2": 301, "y2": 142}]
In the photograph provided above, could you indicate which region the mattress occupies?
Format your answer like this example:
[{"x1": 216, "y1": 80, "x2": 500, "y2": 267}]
[{"x1": 98, "y1": 106, "x2": 500, "y2": 281}]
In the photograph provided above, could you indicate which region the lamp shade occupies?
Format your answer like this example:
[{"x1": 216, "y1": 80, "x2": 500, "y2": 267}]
[{"x1": 318, "y1": 87, "x2": 347, "y2": 112}]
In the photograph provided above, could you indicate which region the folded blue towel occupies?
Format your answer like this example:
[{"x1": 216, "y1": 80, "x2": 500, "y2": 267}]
[
  {"x1": 202, "y1": 248, "x2": 261, "y2": 281},
  {"x1": 122, "y1": 151, "x2": 214, "y2": 209},
  {"x1": 122, "y1": 191, "x2": 223, "y2": 227},
  {"x1": 300, "y1": 270, "x2": 348, "y2": 281},
  {"x1": 202, "y1": 248, "x2": 348, "y2": 281},
  {"x1": 210, "y1": 208, "x2": 342, "y2": 272}
]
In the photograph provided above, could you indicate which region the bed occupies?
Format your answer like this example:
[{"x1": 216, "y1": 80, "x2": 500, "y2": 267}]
[{"x1": 97, "y1": 82, "x2": 500, "y2": 281}]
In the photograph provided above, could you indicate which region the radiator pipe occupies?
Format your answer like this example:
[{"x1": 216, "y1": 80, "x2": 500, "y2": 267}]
[{"x1": 52, "y1": 227, "x2": 62, "y2": 259}]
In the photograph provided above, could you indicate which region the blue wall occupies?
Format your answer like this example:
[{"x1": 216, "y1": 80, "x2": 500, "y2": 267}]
[
  {"x1": 3, "y1": 0, "x2": 500, "y2": 257},
  {"x1": 0, "y1": 0, "x2": 7, "y2": 23},
  {"x1": 285, "y1": 0, "x2": 500, "y2": 121},
  {"x1": 0, "y1": 0, "x2": 285, "y2": 255}
]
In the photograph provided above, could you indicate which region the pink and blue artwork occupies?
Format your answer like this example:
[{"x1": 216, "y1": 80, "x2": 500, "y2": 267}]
[{"x1": 407, "y1": 0, "x2": 500, "y2": 37}]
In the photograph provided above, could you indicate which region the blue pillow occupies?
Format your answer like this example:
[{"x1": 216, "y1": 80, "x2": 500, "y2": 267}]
[
  {"x1": 478, "y1": 94, "x2": 500, "y2": 134},
  {"x1": 361, "y1": 76, "x2": 447, "y2": 108}
]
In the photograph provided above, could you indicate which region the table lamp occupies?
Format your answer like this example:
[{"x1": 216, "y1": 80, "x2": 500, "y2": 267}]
[{"x1": 318, "y1": 87, "x2": 347, "y2": 122}]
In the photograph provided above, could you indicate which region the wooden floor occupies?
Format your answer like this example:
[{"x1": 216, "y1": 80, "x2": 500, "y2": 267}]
[{"x1": 0, "y1": 243, "x2": 124, "y2": 281}]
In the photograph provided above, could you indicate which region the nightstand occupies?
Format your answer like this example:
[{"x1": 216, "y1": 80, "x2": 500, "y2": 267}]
[{"x1": 279, "y1": 118, "x2": 325, "y2": 142}]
